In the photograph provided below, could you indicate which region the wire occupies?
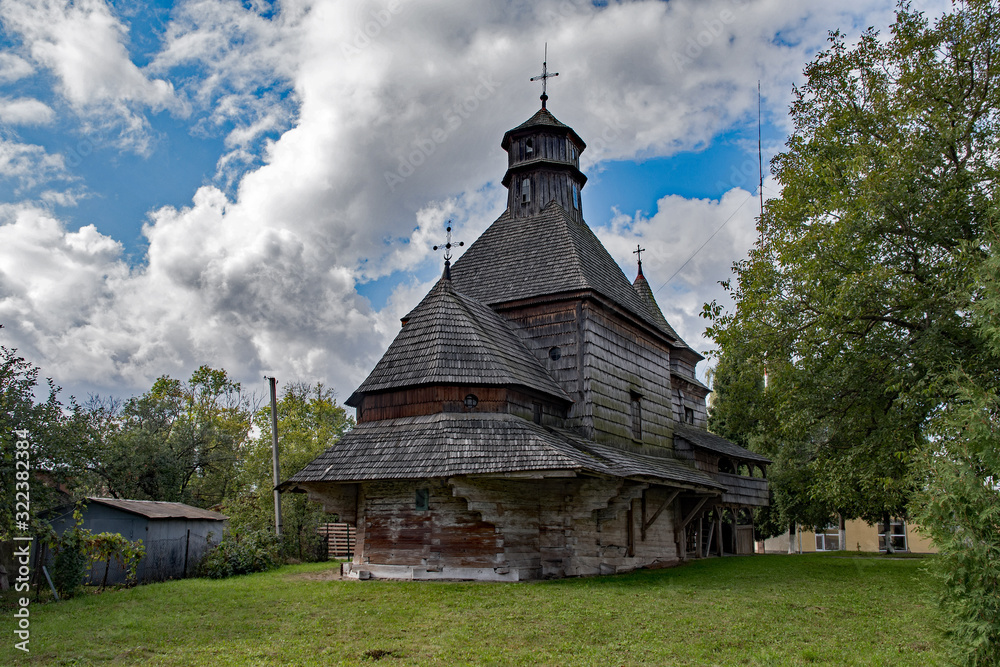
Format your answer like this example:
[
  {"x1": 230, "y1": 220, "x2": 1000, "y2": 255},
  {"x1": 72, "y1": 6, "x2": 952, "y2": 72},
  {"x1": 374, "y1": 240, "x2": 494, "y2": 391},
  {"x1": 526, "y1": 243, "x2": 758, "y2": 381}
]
[{"x1": 653, "y1": 189, "x2": 756, "y2": 295}]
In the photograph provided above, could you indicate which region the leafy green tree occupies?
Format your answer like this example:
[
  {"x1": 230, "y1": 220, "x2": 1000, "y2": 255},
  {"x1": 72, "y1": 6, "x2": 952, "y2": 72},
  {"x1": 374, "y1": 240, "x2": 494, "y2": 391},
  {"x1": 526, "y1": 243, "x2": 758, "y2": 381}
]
[
  {"x1": 0, "y1": 346, "x2": 82, "y2": 538},
  {"x1": 77, "y1": 366, "x2": 256, "y2": 506},
  {"x1": 707, "y1": 1, "x2": 1000, "y2": 660},
  {"x1": 912, "y1": 235, "x2": 1000, "y2": 667},
  {"x1": 223, "y1": 382, "x2": 352, "y2": 560},
  {"x1": 707, "y1": 0, "x2": 999, "y2": 525}
]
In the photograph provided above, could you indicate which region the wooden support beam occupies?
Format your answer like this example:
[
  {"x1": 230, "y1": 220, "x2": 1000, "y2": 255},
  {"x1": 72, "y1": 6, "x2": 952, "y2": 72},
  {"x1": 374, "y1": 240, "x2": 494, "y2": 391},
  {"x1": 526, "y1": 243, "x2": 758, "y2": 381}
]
[
  {"x1": 699, "y1": 515, "x2": 706, "y2": 559},
  {"x1": 716, "y1": 512, "x2": 723, "y2": 557},
  {"x1": 641, "y1": 489, "x2": 680, "y2": 541},
  {"x1": 704, "y1": 517, "x2": 715, "y2": 558},
  {"x1": 680, "y1": 496, "x2": 710, "y2": 529}
]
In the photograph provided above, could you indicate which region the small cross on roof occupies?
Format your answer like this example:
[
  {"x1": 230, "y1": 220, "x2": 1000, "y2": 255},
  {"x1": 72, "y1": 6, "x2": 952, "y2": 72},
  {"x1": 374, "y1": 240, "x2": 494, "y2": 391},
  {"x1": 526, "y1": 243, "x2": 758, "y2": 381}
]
[
  {"x1": 530, "y1": 43, "x2": 558, "y2": 109},
  {"x1": 634, "y1": 244, "x2": 646, "y2": 277}
]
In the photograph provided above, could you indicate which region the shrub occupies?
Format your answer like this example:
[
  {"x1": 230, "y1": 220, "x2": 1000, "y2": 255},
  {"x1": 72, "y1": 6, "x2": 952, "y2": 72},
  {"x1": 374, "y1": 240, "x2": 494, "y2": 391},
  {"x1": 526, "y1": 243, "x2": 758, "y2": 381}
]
[
  {"x1": 88, "y1": 532, "x2": 146, "y2": 589},
  {"x1": 48, "y1": 507, "x2": 90, "y2": 599},
  {"x1": 198, "y1": 529, "x2": 281, "y2": 579}
]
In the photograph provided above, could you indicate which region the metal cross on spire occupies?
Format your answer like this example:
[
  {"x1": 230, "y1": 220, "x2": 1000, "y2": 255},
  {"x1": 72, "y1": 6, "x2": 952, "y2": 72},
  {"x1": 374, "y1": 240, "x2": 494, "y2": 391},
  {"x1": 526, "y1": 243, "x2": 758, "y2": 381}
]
[
  {"x1": 433, "y1": 222, "x2": 463, "y2": 279},
  {"x1": 633, "y1": 244, "x2": 646, "y2": 277},
  {"x1": 530, "y1": 43, "x2": 558, "y2": 109}
]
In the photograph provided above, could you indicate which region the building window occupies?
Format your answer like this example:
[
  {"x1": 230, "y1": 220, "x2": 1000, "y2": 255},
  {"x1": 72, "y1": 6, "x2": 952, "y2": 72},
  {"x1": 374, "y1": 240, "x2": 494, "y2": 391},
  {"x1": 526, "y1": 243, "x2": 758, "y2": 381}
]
[
  {"x1": 415, "y1": 488, "x2": 429, "y2": 511},
  {"x1": 630, "y1": 392, "x2": 642, "y2": 440},
  {"x1": 572, "y1": 183, "x2": 580, "y2": 210},
  {"x1": 521, "y1": 178, "x2": 531, "y2": 204},
  {"x1": 525, "y1": 137, "x2": 533, "y2": 156},
  {"x1": 879, "y1": 518, "x2": 907, "y2": 552},
  {"x1": 815, "y1": 523, "x2": 841, "y2": 551},
  {"x1": 569, "y1": 142, "x2": 576, "y2": 161},
  {"x1": 532, "y1": 402, "x2": 542, "y2": 424},
  {"x1": 684, "y1": 407, "x2": 694, "y2": 424}
]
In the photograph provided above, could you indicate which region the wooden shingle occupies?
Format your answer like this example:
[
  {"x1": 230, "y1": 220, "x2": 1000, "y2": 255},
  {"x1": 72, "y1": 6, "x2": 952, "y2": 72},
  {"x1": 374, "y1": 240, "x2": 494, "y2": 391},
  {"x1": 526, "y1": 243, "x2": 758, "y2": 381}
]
[{"x1": 348, "y1": 277, "x2": 571, "y2": 406}]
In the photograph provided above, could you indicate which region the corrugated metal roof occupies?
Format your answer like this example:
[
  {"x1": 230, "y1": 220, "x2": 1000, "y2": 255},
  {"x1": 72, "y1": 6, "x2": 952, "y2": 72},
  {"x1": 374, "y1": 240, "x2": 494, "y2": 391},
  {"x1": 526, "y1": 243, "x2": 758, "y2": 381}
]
[
  {"x1": 450, "y1": 202, "x2": 684, "y2": 343},
  {"x1": 348, "y1": 277, "x2": 571, "y2": 406},
  {"x1": 87, "y1": 498, "x2": 228, "y2": 521},
  {"x1": 285, "y1": 412, "x2": 722, "y2": 491},
  {"x1": 673, "y1": 424, "x2": 772, "y2": 465}
]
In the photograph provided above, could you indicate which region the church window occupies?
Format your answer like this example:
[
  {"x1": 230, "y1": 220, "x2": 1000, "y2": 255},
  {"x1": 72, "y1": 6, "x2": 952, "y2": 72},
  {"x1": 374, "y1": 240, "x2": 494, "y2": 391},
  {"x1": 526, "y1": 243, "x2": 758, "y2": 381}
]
[
  {"x1": 532, "y1": 402, "x2": 542, "y2": 424},
  {"x1": 684, "y1": 407, "x2": 694, "y2": 424},
  {"x1": 526, "y1": 138, "x2": 533, "y2": 155},
  {"x1": 572, "y1": 183, "x2": 580, "y2": 210},
  {"x1": 415, "y1": 488, "x2": 429, "y2": 511},
  {"x1": 521, "y1": 178, "x2": 531, "y2": 204},
  {"x1": 569, "y1": 142, "x2": 576, "y2": 161},
  {"x1": 630, "y1": 392, "x2": 642, "y2": 440},
  {"x1": 548, "y1": 346, "x2": 561, "y2": 361}
]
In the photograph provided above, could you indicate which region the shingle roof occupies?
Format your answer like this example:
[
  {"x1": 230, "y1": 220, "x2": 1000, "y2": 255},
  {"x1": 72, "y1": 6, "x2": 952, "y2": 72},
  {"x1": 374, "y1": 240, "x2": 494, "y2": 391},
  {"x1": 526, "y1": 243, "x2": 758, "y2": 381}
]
[
  {"x1": 501, "y1": 108, "x2": 585, "y2": 150},
  {"x1": 632, "y1": 272, "x2": 694, "y2": 352},
  {"x1": 285, "y1": 412, "x2": 723, "y2": 491},
  {"x1": 86, "y1": 498, "x2": 228, "y2": 521},
  {"x1": 349, "y1": 277, "x2": 570, "y2": 406},
  {"x1": 450, "y1": 202, "x2": 682, "y2": 341},
  {"x1": 673, "y1": 424, "x2": 772, "y2": 465}
]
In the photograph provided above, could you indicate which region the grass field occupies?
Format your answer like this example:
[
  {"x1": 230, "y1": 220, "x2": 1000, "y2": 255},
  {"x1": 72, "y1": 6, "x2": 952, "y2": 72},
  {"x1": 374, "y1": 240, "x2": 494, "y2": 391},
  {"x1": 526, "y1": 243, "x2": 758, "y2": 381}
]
[{"x1": 2, "y1": 553, "x2": 940, "y2": 666}]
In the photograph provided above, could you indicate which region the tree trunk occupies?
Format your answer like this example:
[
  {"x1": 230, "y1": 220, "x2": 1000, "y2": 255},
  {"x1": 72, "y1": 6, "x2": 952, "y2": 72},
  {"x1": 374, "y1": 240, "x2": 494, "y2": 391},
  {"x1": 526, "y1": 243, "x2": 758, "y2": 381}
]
[
  {"x1": 839, "y1": 515, "x2": 846, "y2": 552},
  {"x1": 101, "y1": 557, "x2": 110, "y2": 590},
  {"x1": 883, "y1": 514, "x2": 895, "y2": 554},
  {"x1": 787, "y1": 521, "x2": 796, "y2": 554}
]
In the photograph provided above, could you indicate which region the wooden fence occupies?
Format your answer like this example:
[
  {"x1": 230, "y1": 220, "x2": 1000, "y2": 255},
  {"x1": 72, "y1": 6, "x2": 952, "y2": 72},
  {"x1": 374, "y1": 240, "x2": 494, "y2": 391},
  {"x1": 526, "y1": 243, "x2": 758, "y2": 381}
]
[{"x1": 317, "y1": 523, "x2": 356, "y2": 559}]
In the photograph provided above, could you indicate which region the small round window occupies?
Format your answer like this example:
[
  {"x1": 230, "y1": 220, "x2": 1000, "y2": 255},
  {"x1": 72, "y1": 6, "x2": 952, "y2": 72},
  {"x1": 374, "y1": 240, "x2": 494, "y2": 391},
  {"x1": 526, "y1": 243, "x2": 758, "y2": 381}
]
[
  {"x1": 548, "y1": 347, "x2": 562, "y2": 361},
  {"x1": 464, "y1": 394, "x2": 479, "y2": 408}
]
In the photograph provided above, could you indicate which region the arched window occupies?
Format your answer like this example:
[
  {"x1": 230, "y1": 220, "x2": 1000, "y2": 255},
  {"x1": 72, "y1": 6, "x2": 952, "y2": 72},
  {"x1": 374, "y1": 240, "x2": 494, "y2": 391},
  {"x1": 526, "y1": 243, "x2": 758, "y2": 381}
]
[
  {"x1": 526, "y1": 137, "x2": 534, "y2": 156},
  {"x1": 521, "y1": 178, "x2": 531, "y2": 204},
  {"x1": 572, "y1": 183, "x2": 580, "y2": 210}
]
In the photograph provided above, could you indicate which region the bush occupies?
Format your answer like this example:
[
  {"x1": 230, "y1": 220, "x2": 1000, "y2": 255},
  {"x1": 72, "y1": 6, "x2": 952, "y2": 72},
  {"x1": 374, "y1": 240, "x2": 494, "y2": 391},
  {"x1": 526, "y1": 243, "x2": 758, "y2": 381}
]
[
  {"x1": 198, "y1": 529, "x2": 281, "y2": 579},
  {"x1": 914, "y1": 376, "x2": 1000, "y2": 667},
  {"x1": 49, "y1": 508, "x2": 90, "y2": 599}
]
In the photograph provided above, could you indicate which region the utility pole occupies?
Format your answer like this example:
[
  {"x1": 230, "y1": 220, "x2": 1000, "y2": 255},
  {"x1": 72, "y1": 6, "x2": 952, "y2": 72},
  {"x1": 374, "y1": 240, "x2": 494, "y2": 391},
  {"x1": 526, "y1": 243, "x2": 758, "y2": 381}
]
[{"x1": 266, "y1": 376, "x2": 282, "y2": 537}]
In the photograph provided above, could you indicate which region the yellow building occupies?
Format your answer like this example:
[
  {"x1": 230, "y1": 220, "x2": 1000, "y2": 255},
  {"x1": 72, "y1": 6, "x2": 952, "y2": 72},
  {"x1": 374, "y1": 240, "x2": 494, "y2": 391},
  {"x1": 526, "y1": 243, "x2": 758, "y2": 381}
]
[{"x1": 760, "y1": 517, "x2": 937, "y2": 554}]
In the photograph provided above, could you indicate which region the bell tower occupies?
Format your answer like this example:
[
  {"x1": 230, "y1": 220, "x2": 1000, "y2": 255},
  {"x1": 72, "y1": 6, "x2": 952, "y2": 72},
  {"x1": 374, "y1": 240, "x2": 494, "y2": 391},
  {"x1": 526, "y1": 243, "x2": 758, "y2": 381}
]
[{"x1": 501, "y1": 51, "x2": 587, "y2": 221}]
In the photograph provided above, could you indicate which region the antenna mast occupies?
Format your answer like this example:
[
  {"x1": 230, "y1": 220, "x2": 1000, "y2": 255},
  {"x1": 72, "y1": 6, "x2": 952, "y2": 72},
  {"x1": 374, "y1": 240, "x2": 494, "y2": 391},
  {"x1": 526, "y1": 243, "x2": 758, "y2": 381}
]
[{"x1": 758, "y1": 80, "x2": 764, "y2": 248}]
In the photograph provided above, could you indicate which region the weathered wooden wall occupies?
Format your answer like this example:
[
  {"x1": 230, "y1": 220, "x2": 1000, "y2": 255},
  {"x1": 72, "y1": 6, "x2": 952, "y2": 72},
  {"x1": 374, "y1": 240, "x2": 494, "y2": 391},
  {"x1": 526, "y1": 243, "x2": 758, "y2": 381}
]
[
  {"x1": 506, "y1": 131, "x2": 584, "y2": 221},
  {"x1": 357, "y1": 386, "x2": 568, "y2": 424},
  {"x1": 342, "y1": 476, "x2": 682, "y2": 580},
  {"x1": 498, "y1": 298, "x2": 589, "y2": 430},
  {"x1": 671, "y1": 377, "x2": 708, "y2": 429},
  {"x1": 581, "y1": 301, "x2": 675, "y2": 454},
  {"x1": 717, "y1": 472, "x2": 770, "y2": 507}
]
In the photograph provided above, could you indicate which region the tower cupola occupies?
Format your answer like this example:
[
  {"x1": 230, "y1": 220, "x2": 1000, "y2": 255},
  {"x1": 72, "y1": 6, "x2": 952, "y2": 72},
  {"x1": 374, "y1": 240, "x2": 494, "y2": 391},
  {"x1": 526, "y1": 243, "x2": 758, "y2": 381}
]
[{"x1": 501, "y1": 109, "x2": 587, "y2": 221}]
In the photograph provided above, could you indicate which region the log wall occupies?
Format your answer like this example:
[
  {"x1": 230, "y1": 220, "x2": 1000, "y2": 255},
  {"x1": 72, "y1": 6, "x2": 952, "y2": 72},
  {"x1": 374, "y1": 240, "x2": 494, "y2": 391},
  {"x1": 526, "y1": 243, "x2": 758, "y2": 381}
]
[
  {"x1": 342, "y1": 475, "x2": 681, "y2": 580},
  {"x1": 357, "y1": 386, "x2": 567, "y2": 425},
  {"x1": 498, "y1": 300, "x2": 591, "y2": 432},
  {"x1": 581, "y1": 302, "x2": 675, "y2": 453}
]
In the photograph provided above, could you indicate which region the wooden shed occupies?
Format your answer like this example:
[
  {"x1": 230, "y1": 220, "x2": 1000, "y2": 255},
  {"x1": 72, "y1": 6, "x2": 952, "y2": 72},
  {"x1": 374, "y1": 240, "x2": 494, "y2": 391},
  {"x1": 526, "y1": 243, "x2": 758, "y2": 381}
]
[
  {"x1": 43, "y1": 498, "x2": 227, "y2": 584},
  {"x1": 283, "y1": 101, "x2": 769, "y2": 580}
]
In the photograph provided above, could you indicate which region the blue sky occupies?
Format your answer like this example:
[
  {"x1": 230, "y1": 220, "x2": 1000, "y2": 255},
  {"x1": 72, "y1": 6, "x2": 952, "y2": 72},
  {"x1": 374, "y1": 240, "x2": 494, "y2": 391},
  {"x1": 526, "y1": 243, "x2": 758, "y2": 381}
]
[{"x1": 0, "y1": 0, "x2": 947, "y2": 402}]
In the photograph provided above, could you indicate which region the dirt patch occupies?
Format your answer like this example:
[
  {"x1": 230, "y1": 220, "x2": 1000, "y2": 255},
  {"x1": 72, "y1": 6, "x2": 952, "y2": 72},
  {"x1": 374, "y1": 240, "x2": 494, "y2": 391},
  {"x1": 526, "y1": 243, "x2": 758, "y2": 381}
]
[{"x1": 285, "y1": 566, "x2": 345, "y2": 582}]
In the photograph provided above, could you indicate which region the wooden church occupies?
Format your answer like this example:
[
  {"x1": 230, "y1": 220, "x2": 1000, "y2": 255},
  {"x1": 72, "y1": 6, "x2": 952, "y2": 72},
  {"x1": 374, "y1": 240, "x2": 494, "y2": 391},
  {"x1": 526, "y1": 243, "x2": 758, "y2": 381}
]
[{"x1": 284, "y1": 90, "x2": 770, "y2": 581}]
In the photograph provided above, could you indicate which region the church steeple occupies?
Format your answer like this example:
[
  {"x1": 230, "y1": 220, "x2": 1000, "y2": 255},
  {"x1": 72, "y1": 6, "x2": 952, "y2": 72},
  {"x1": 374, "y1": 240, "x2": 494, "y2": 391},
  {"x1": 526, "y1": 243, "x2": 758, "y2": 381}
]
[
  {"x1": 501, "y1": 50, "x2": 586, "y2": 221},
  {"x1": 500, "y1": 108, "x2": 587, "y2": 221}
]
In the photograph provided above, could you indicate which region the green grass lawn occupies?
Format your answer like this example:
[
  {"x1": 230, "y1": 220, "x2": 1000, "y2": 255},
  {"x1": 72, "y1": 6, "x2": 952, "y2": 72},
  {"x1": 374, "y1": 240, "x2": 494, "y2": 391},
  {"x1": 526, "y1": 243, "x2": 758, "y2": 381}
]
[{"x1": 2, "y1": 553, "x2": 940, "y2": 666}]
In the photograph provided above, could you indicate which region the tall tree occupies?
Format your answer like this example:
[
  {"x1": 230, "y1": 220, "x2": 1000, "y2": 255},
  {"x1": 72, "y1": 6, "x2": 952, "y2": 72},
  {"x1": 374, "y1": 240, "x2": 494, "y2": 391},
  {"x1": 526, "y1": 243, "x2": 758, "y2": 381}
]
[
  {"x1": 707, "y1": 1, "x2": 1000, "y2": 661},
  {"x1": 77, "y1": 367, "x2": 256, "y2": 506},
  {"x1": 707, "y1": 0, "x2": 999, "y2": 524},
  {"x1": 0, "y1": 346, "x2": 78, "y2": 537}
]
